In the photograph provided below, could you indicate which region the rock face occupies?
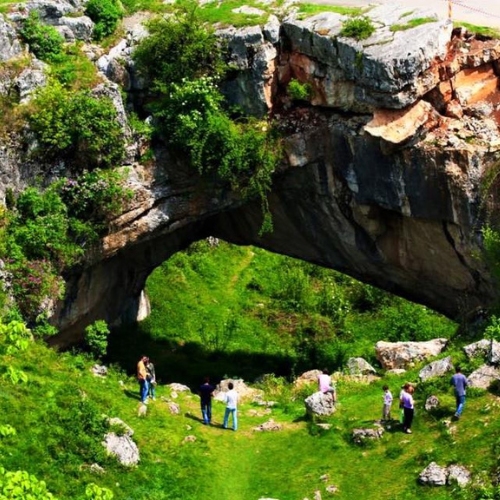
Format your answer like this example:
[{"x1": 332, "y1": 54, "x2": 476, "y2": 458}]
[
  {"x1": 304, "y1": 391, "x2": 336, "y2": 416},
  {"x1": 1, "y1": 5, "x2": 500, "y2": 342},
  {"x1": 346, "y1": 357, "x2": 377, "y2": 375},
  {"x1": 376, "y1": 339, "x2": 448, "y2": 370},
  {"x1": 214, "y1": 379, "x2": 262, "y2": 402},
  {"x1": 419, "y1": 356, "x2": 454, "y2": 381},
  {"x1": 468, "y1": 365, "x2": 500, "y2": 389},
  {"x1": 464, "y1": 339, "x2": 500, "y2": 363}
]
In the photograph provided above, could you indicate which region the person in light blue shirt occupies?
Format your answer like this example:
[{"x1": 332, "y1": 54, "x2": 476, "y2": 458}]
[
  {"x1": 223, "y1": 382, "x2": 238, "y2": 431},
  {"x1": 451, "y1": 366, "x2": 469, "y2": 419}
]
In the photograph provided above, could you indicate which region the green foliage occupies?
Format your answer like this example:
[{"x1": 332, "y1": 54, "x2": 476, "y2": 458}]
[
  {"x1": 19, "y1": 12, "x2": 64, "y2": 62},
  {"x1": 0, "y1": 468, "x2": 57, "y2": 499},
  {"x1": 27, "y1": 81, "x2": 125, "y2": 169},
  {"x1": 2, "y1": 366, "x2": 28, "y2": 384},
  {"x1": 85, "y1": 483, "x2": 113, "y2": 500},
  {"x1": 84, "y1": 320, "x2": 110, "y2": 359},
  {"x1": 297, "y1": 3, "x2": 363, "y2": 17},
  {"x1": 85, "y1": 0, "x2": 124, "y2": 41},
  {"x1": 390, "y1": 17, "x2": 436, "y2": 32},
  {"x1": 0, "y1": 425, "x2": 16, "y2": 438},
  {"x1": 456, "y1": 22, "x2": 500, "y2": 39},
  {"x1": 482, "y1": 226, "x2": 500, "y2": 281},
  {"x1": 340, "y1": 16, "x2": 375, "y2": 40},
  {"x1": 0, "y1": 320, "x2": 32, "y2": 355},
  {"x1": 133, "y1": 5, "x2": 226, "y2": 88},
  {"x1": 287, "y1": 79, "x2": 312, "y2": 101}
]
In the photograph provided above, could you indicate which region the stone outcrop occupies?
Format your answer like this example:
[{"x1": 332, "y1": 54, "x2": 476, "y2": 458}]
[
  {"x1": 346, "y1": 357, "x2": 377, "y2": 376},
  {"x1": 352, "y1": 426, "x2": 384, "y2": 444},
  {"x1": 0, "y1": 18, "x2": 22, "y2": 62},
  {"x1": 419, "y1": 356, "x2": 454, "y2": 381},
  {"x1": 464, "y1": 339, "x2": 500, "y2": 363},
  {"x1": 425, "y1": 395, "x2": 440, "y2": 411},
  {"x1": 1, "y1": 4, "x2": 500, "y2": 341},
  {"x1": 468, "y1": 364, "x2": 500, "y2": 389},
  {"x1": 376, "y1": 339, "x2": 448, "y2": 370},
  {"x1": 214, "y1": 379, "x2": 262, "y2": 403},
  {"x1": 304, "y1": 391, "x2": 336, "y2": 416},
  {"x1": 253, "y1": 419, "x2": 283, "y2": 432},
  {"x1": 294, "y1": 370, "x2": 321, "y2": 388},
  {"x1": 103, "y1": 426, "x2": 139, "y2": 466},
  {"x1": 419, "y1": 462, "x2": 471, "y2": 487}
]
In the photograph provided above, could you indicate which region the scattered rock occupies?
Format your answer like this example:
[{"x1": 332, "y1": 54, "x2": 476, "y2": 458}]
[
  {"x1": 0, "y1": 18, "x2": 22, "y2": 62},
  {"x1": 314, "y1": 490, "x2": 322, "y2": 500},
  {"x1": 103, "y1": 433, "x2": 139, "y2": 466},
  {"x1": 182, "y1": 435, "x2": 197, "y2": 444},
  {"x1": 304, "y1": 391, "x2": 336, "y2": 416},
  {"x1": 447, "y1": 465, "x2": 471, "y2": 487},
  {"x1": 463, "y1": 339, "x2": 500, "y2": 363},
  {"x1": 325, "y1": 485, "x2": 338, "y2": 494},
  {"x1": 317, "y1": 423, "x2": 332, "y2": 430},
  {"x1": 320, "y1": 474, "x2": 329, "y2": 482},
  {"x1": 108, "y1": 417, "x2": 134, "y2": 437},
  {"x1": 137, "y1": 404, "x2": 147, "y2": 417},
  {"x1": 168, "y1": 383, "x2": 191, "y2": 392},
  {"x1": 167, "y1": 402, "x2": 180, "y2": 415},
  {"x1": 346, "y1": 357, "x2": 377, "y2": 375},
  {"x1": 253, "y1": 419, "x2": 283, "y2": 432},
  {"x1": 386, "y1": 369, "x2": 407, "y2": 375},
  {"x1": 214, "y1": 379, "x2": 263, "y2": 403},
  {"x1": 468, "y1": 365, "x2": 500, "y2": 389},
  {"x1": 419, "y1": 462, "x2": 448, "y2": 486},
  {"x1": 419, "y1": 356, "x2": 454, "y2": 381},
  {"x1": 91, "y1": 364, "x2": 108, "y2": 377},
  {"x1": 375, "y1": 339, "x2": 448, "y2": 370},
  {"x1": 81, "y1": 463, "x2": 105, "y2": 474},
  {"x1": 232, "y1": 5, "x2": 265, "y2": 16},
  {"x1": 352, "y1": 427, "x2": 384, "y2": 444},
  {"x1": 425, "y1": 395, "x2": 440, "y2": 411}
]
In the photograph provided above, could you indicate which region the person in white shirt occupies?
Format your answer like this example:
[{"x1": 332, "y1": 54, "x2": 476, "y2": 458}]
[
  {"x1": 382, "y1": 385, "x2": 393, "y2": 421},
  {"x1": 223, "y1": 382, "x2": 238, "y2": 431}
]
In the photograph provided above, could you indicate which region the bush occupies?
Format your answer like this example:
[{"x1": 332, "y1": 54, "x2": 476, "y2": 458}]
[
  {"x1": 19, "y1": 12, "x2": 64, "y2": 62},
  {"x1": 85, "y1": 483, "x2": 114, "y2": 500},
  {"x1": 133, "y1": 4, "x2": 226, "y2": 88},
  {"x1": 287, "y1": 79, "x2": 312, "y2": 101},
  {"x1": 27, "y1": 82, "x2": 125, "y2": 169},
  {"x1": 0, "y1": 467, "x2": 57, "y2": 499},
  {"x1": 340, "y1": 16, "x2": 375, "y2": 40},
  {"x1": 0, "y1": 320, "x2": 32, "y2": 355},
  {"x1": 84, "y1": 320, "x2": 110, "y2": 359},
  {"x1": 85, "y1": 0, "x2": 123, "y2": 41}
]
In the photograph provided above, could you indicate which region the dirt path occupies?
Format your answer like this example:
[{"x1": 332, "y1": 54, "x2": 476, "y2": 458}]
[{"x1": 308, "y1": 0, "x2": 500, "y2": 28}]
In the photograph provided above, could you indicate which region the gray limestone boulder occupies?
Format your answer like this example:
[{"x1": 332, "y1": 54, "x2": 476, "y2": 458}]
[
  {"x1": 468, "y1": 365, "x2": 500, "y2": 389},
  {"x1": 425, "y1": 395, "x2": 440, "y2": 412},
  {"x1": 447, "y1": 465, "x2": 471, "y2": 487},
  {"x1": 346, "y1": 357, "x2": 376, "y2": 375},
  {"x1": 253, "y1": 419, "x2": 283, "y2": 432},
  {"x1": 23, "y1": 0, "x2": 77, "y2": 22},
  {"x1": 214, "y1": 379, "x2": 263, "y2": 403},
  {"x1": 14, "y1": 59, "x2": 48, "y2": 103},
  {"x1": 103, "y1": 433, "x2": 139, "y2": 466},
  {"x1": 58, "y1": 15, "x2": 94, "y2": 41},
  {"x1": 0, "y1": 18, "x2": 22, "y2": 62},
  {"x1": 108, "y1": 417, "x2": 134, "y2": 437},
  {"x1": 375, "y1": 339, "x2": 448, "y2": 370},
  {"x1": 91, "y1": 364, "x2": 108, "y2": 377},
  {"x1": 304, "y1": 391, "x2": 336, "y2": 416},
  {"x1": 294, "y1": 369, "x2": 321, "y2": 388},
  {"x1": 263, "y1": 15, "x2": 280, "y2": 45},
  {"x1": 418, "y1": 462, "x2": 447, "y2": 486},
  {"x1": 463, "y1": 339, "x2": 500, "y2": 362},
  {"x1": 168, "y1": 383, "x2": 190, "y2": 392},
  {"x1": 419, "y1": 356, "x2": 454, "y2": 381},
  {"x1": 352, "y1": 427, "x2": 384, "y2": 444}
]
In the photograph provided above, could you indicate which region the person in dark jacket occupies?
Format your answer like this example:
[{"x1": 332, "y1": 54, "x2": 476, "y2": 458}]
[{"x1": 199, "y1": 376, "x2": 215, "y2": 425}]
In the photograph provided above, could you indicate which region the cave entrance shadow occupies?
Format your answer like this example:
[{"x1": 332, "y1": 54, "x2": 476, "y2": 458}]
[{"x1": 107, "y1": 322, "x2": 297, "y2": 390}]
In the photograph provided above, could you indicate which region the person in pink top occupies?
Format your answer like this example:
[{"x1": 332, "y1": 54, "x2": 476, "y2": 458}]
[{"x1": 318, "y1": 369, "x2": 337, "y2": 402}]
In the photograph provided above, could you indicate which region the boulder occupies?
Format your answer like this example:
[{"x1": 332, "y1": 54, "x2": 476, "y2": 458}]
[
  {"x1": 108, "y1": 417, "x2": 134, "y2": 437},
  {"x1": 58, "y1": 15, "x2": 94, "y2": 41},
  {"x1": 386, "y1": 369, "x2": 407, "y2": 375},
  {"x1": 419, "y1": 356, "x2": 454, "y2": 381},
  {"x1": 463, "y1": 339, "x2": 500, "y2": 363},
  {"x1": 214, "y1": 379, "x2": 263, "y2": 403},
  {"x1": 167, "y1": 402, "x2": 180, "y2": 415},
  {"x1": 375, "y1": 339, "x2": 448, "y2": 370},
  {"x1": 0, "y1": 18, "x2": 22, "y2": 62},
  {"x1": 447, "y1": 464, "x2": 471, "y2": 487},
  {"x1": 253, "y1": 419, "x2": 283, "y2": 432},
  {"x1": 346, "y1": 357, "x2": 377, "y2": 375},
  {"x1": 468, "y1": 365, "x2": 500, "y2": 389},
  {"x1": 304, "y1": 391, "x2": 336, "y2": 416},
  {"x1": 294, "y1": 369, "x2": 321, "y2": 388},
  {"x1": 14, "y1": 59, "x2": 48, "y2": 103},
  {"x1": 91, "y1": 364, "x2": 108, "y2": 377},
  {"x1": 167, "y1": 383, "x2": 190, "y2": 392},
  {"x1": 352, "y1": 427, "x2": 384, "y2": 444},
  {"x1": 418, "y1": 462, "x2": 447, "y2": 486},
  {"x1": 425, "y1": 395, "x2": 440, "y2": 411},
  {"x1": 103, "y1": 433, "x2": 139, "y2": 466},
  {"x1": 182, "y1": 435, "x2": 196, "y2": 444}
]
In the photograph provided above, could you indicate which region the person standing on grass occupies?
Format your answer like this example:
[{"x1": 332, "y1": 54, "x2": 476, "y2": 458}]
[
  {"x1": 223, "y1": 382, "x2": 238, "y2": 431},
  {"x1": 382, "y1": 385, "x2": 393, "y2": 422},
  {"x1": 401, "y1": 383, "x2": 415, "y2": 434},
  {"x1": 137, "y1": 355, "x2": 149, "y2": 405},
  {"x1": 451, "y1": 366, "x2": 469, "y2": 419},
  {"x1": 199, "y1": 376, "x2": 215, "y2": 425},
  {"x1": 318, "y1": 368, "x2": 337, "y2": 402},
  {"x1": 146, "y1": 357, "x2": 157, "y2": 401}
]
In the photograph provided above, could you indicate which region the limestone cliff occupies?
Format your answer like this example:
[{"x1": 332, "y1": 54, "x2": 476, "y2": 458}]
[{"x1": 1, "y1": 2, "x2": 500, "y2": 342}]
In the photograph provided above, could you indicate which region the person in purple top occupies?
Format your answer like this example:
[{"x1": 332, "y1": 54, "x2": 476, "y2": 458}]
[
  {"x1": 199, "y1": 376, "x2": 215, "y2": 425},
  {"x1": 400, "y1": 383, "x2": 415, "y2": 434},
  {"x1": 451, "y1": 366, "x2": 469, "y2": 419},
  {"x1": 318, "y1": 369, "x2": 337, "y2": 402}
]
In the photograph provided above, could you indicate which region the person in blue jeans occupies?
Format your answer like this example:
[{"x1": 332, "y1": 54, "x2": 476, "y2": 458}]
[
  {"x1": 223, "y1": 382, "x2": 238, "y2": 431},
  {"x1": 451, "y1": 366, "x2": 469, "y2": 419},
  {"x1": 199, "y1": 376, "x2": 215, "y2": 425}
]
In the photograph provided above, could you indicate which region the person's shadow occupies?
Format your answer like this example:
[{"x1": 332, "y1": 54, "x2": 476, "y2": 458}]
[
  {"x1": 124, "y1": 389, "x2": 141, "y2": 401},
  {"x1": 185, "y1": 413, "x2": 225, "y2": 429}
]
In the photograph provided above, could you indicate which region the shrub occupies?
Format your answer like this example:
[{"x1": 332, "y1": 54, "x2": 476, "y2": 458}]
[
  {"x1": 19, "y1": 12, "x2": 64, "y2": 62},
  {"x1": 84, "y1": 320, "x2": 110, "y2": 359},
  {"x1": 85, "y1": 0, "x2": 123, "y2": 41},
  {"x1": 27, "y1": 82, "x2": 125, "y2": 169},
  {"x1": 133, "y1": 4, "x2": 226, "y2": 88},
  {"x1": 0, "y1": 467, "x2": 57, "y2": 499},
  {"x1": 339, "y1": 16, "x2": 375, "y2": 40},
  {"x1": 287, "y1": 79, "x2": 312, "y2": 101},
  {"x1": 85, "y1": 483, "x2": 114, "y2": 500},
  {"x1": 0, "y1": 425, "x2": 16, "y2": 438},
  {"x1": 0, "y1": 320, "x2": 33, "y2": 355}
]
